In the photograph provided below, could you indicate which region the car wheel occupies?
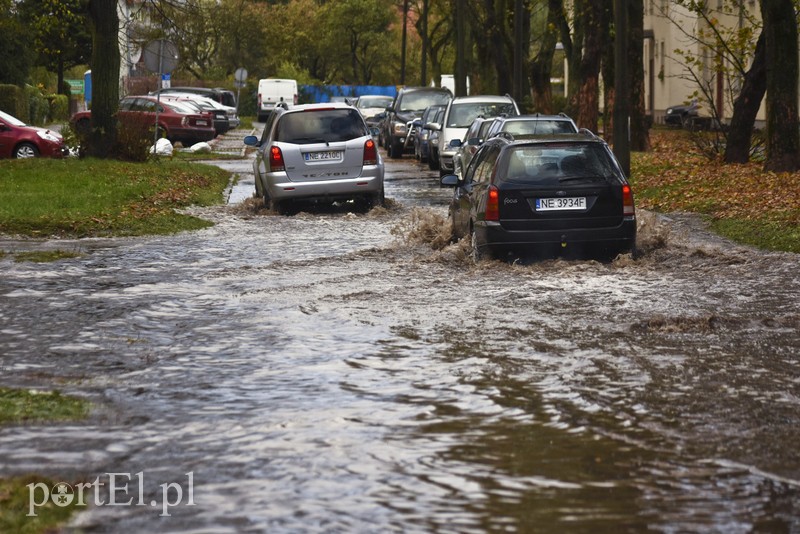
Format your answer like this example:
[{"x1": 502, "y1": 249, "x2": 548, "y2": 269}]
[
  {"x1": 428, "y1": 150, "x2": 439, "y2": 170},
  {"x1": 470, "y1": 227, "x2": 483, "y2": 263},
  {"x1": 14, "y1": 142, "x2": 39, "y2": 159},
  {"x1": 389, "y1": 140, "x2": 403, "y2": 159},
  {"x1": 370, "y1": 187, "x2": 386, "y2": 209}
]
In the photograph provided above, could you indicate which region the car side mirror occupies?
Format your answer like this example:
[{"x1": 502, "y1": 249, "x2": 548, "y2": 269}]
[
  {"x1": 427, "y1": 122, "x2": 441, "y2": 131},
  {"x1": 369, "y1": 127, "x2": 380, "y2": 137},
  {"x1": 467, "y1": 138, "x2": 481, "y2": 146},
  {"x1": 440, "y1": 174, "x2": 460, "y2": 187},
  {"x1": 412, "y1": 119, "x2": 422, "y2": 127},
  {"x1": 243, "y1": 135, "x2": 260, "y2": 147},
  {"x1": 448, "y1": 139, "x2": 462, "y2": 148}
]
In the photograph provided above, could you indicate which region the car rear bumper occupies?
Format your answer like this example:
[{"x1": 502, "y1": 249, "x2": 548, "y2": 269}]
[
  {"x1": 263, "y1": 167, "x2": 385, "y2": 202},
  {"x1": 476, "y1": 217, "x2": 637, "y2": 255}
]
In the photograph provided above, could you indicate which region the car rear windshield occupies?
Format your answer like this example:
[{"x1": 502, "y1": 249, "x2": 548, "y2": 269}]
[
  {"x1": 501, "y1": 119, "x2": 577, "y2": 135},
  {"x1": 398, "y1": 91, "x2": 452, "y2": 112},
  {"x1": 358, "y1": 96, "x2": 393, "y2": 109},
  {"x1": 276, "y1": 109, "x2": 368, "y2": 144},
  {"x1": 500, "y1": 144, "x2": 618, "y2": 185},
  {"x1": 447, "y1": 102, "x2": 517, "y2": 128}
]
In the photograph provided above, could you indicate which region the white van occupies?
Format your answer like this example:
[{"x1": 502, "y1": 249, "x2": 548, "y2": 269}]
[{"x1": 257, "y1": 78, "x2": 298, "y2": 121}]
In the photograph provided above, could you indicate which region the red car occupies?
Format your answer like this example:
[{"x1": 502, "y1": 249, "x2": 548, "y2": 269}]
[
  {"x1": 0, "y1": 110, "x2": 67, "y2": 159},
  {"x1": 71, "y1": 95, "x2": 216, "y2": 145}
]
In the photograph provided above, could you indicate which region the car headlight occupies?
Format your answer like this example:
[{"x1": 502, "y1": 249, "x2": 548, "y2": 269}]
[
  {"x1": 37, "y1": 130, "x2": 61, "y2": 143},
  {"x1": 392, "y1": 121, "x2": 407, "y2": 136},
  {"x1": 666, "y1": 108, "x2": 673, "y2": 114}
]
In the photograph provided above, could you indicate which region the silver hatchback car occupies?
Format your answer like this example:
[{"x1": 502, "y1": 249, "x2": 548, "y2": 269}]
[{"x1": 244, "y1": 103, "x2": 385, "y2": 214}]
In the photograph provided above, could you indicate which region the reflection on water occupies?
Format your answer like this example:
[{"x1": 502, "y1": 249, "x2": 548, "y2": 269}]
[{"x1": 0, "y1": 157, "x2": 798, "y2": 532}]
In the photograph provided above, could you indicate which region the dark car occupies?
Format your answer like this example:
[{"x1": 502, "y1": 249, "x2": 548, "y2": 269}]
[
  {"x1": 412, "y1": 104, "x2": 446, "y2": 163},
  {"x1": 72, "y1": 96, "x2": 217, "y2": 145},
  {"x1": 0, "y1": 110, "x2": 67, "y2": 159},
  {"x1": 664, "y1": 98, "x2": 699, "y2": 127},
  {"x1": 382, "y1": 86, "x2": 452, "y2": 159},
  {"x1": 441, "y1": 131, "x2": 637, "y2": 262}
]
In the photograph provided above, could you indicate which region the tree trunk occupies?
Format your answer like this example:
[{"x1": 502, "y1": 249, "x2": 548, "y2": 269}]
[
  {"x1": 529, "y1": 0, "x2": 560, "y2": 113},
  {"x1": 724, "y1": 30, "x2": 766, "y2": 164},
  {"x1": 576, "y1": 0, "x2": 603, "y2": 132},
  {"x1": 761, "y1": 0, "x2": 800, "y2": 172},
  {"x1": 88, "y1": 0, "x2": 120, "y2": 158},
  {"x1": 628, "y1": 0, "x2": 650, "y2": 151}
]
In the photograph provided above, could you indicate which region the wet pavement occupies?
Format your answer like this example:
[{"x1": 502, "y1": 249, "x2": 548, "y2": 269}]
[{"x1": 1, "y1": 132, "x2": 799, "y2": 532}]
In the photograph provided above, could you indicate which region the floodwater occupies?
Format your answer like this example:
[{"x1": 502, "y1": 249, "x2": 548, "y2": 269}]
[{"x1": 1, "y1": 148, "x2": 799, "y2": 533}]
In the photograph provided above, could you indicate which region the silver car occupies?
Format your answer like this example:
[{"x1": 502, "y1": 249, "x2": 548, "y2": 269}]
[{"x1": 244, "y1": 103, "x2": 385, "y2": 214}]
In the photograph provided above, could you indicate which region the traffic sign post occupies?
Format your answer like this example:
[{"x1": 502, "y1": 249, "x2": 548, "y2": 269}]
[{"x1": 234, "y1": 67, "x2": 248, "y2": 115}]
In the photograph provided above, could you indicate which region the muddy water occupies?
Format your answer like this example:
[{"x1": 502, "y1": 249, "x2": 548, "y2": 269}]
[{"x1": 1, "y1": 153, "x2": 798, "y2": 532}]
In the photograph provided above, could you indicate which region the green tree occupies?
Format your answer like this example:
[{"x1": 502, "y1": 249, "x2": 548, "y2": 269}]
[
  {"x1": 17, "y1": 0, "x2": 92, "y2": 95},
  {"x1": 0, "y1": 0, "x2": 33, "y2": 86}
]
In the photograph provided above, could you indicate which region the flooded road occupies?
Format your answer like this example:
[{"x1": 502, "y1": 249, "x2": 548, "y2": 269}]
[{"x1": 1, "y1": 146, "x2": 799, "y2": 532}]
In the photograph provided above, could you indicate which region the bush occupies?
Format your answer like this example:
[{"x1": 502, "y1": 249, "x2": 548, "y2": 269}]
[
  {"x1": 113, "y1": 113, "x2": 156, "y2": 162},
  {"x1": 48, "y1": 94, "x2": 70, "y2": 122},
  {"x1": 0, "y1": 84, "x2": 27, "y2": 120},
  {"x1": 25, "y1": 85, "x2": 49, "y2": 125}
]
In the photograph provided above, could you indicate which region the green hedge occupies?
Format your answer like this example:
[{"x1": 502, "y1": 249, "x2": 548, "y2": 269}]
[
  {"x1": 0, "y1": 84, "x2": 27, "y2": 120},
  {"x1": 48, "y1": 94, "x2": 70, "y2": 122}
]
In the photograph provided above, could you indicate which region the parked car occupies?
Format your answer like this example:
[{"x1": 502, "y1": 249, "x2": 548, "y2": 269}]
[
  {"x1": 71, "y1": 96, "x2": 217, "y2": 145},
  {"x1": 451, "y1": 117, "x2": 495, "y2": 177},
  {"x1": 664, "y1": 98, "x2": 699, "y2": 127},
  {"x1": 161, "y1": 92, "x2": 239, "y2": 131},
  {"x1": 151, "y1": 86, "x2": 237, "y2": 108},
  {"x1": 354, "y1": 95, "x2": 394, "y2": 128},
  {"x1": 426, "y1": 106, "x2": 446, "y2": 170},
  {"x1": 243, "y1": 102, "x2": 384, "y2": 214},
  {"x1": 159, "y1": 94, "x2": 231, "y2": 136},
  {"x1": 432, "y1": 94, "x2": 520, "y2": 176},
  {"x1": 0, "y1": 110, "x2": 67, "y2": 159},
  {"x1": 382, "y1": 86, "x2": 452, "y2": 159},
  {"x1": 412, "y1": 104, "x2": 446, "y2": 163},
  {"x1": 440, "y1": 131, "x2": 636, "y2": 262},
  {"x1": 483, "y1": 113, "x2": 578, "y2": 138}
]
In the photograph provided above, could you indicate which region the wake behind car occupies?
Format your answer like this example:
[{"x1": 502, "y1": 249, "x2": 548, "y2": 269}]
[
  {"x1": 71, "y1": 96, "x2": 216, "y2": 145},
  {"x1": 441, "y1": 131, "x2": 636, "y2": 262},
  {"x1": 243, "y1": 103, "x2": 384, "y2": 214},
  {"x1": 0, "y1": 110, "x2": 67, "y2": 159}
]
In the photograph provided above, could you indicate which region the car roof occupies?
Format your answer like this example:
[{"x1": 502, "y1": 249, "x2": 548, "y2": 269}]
[
  {"x1": 450, "y1": 94, "x2": 515, "y2": 104},
  {"x1": 496, "y1": 132, "x2": 605, "y2": 146},
  {"x1": 283, "y1": 102, "x2": 357, "y2": 113},
  {"x1": 497, "y1": 113, "x2": 574, "y2": 121}
]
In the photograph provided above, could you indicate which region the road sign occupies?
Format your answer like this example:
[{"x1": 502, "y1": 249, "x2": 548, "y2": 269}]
[{"x1": 143, "y1": 40, "x2": 179, "y2": 74}]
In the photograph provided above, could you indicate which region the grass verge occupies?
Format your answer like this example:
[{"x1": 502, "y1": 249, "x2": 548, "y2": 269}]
[
  {"x1": 630, "y1": 128, "x2": 800, "y2": 253},
  {"x1": 0, "y1": 158, "x2": 231, "y2": 238},
  {"x1": 0, "y1": 388, "x2": 90, "y2": 532}
]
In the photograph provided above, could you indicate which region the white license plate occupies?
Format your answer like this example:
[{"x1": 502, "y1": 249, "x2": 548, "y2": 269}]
[
  {"x1": 535, "y1": 197, "x2": 587, "y2": 211},
  {"x1": 197, "y1": 120, "x2": 208, "y2": 126},
  {"x1": 304, "y1": 150, "x2": 342, "y2": 161}
]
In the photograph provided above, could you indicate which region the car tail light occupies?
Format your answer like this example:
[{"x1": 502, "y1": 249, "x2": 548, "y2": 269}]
[
  {"x1": 269, "y1": 146, "x2": 285, "y2": 172},
  {"x1": 258, "y1": 94, "x2": 262, "y2": 107},
  {"x1": 485, "y1": 185, "x2": 500, "y2": 221},
  {"x1": 293, "y1": 94, "x2": 298, "y2": 105},
  {"x1": 363, "y1": 138, "x2": 378, "y2": 165},
  {"x1": 622, "y1": 184, "x2": 635, "y2": 216}
]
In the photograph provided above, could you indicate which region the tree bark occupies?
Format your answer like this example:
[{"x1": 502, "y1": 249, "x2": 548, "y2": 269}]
[
  {"x1": 88, "y1": 0, "x2": 120, "y2": 158},
  {"x1": 575, "y1": 0, "x2": 603, "y2": 132},
  {"x1": 529, "y1": 0, "x2": 560, "y2": 113},
  {"x1": 628, "y1": 0, "x2": 650, "y2": 151},
  {"x1": 724, "y1": 30, "x2": 766, "y2": 164},
  {"x1": 761, "y1": 0, "x2": 800, "y2": 172}
]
